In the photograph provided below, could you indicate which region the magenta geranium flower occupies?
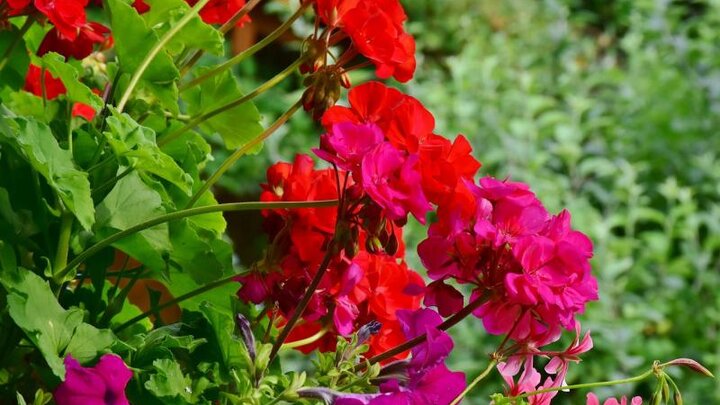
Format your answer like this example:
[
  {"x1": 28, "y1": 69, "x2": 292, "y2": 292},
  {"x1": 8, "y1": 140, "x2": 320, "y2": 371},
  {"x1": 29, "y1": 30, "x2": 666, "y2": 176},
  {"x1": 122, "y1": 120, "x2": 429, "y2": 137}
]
[
  {"x1": 54, "y1": 354, "x2": 132, "y2": 405},
  {"x1": 587, "y1": 393, "x2": 643, "y2": 405}
]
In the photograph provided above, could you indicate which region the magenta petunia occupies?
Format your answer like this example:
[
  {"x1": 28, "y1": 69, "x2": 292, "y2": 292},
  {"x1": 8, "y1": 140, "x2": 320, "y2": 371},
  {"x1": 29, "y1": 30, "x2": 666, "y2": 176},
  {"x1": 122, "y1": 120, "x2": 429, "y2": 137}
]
[{"x1": 54, "y1": 354, "x2": 132, "y2": 405}]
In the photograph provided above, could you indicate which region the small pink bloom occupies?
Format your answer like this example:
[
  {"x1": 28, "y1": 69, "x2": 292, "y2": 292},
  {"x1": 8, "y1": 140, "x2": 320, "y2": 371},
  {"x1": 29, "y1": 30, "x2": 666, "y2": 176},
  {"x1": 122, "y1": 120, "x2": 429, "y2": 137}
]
[
  {"x1": 587, "y1": 393, "x2": 643, "y2": 405},
  {"x1": 361, "y1": 142, "x2": 431, "y2": 223}
]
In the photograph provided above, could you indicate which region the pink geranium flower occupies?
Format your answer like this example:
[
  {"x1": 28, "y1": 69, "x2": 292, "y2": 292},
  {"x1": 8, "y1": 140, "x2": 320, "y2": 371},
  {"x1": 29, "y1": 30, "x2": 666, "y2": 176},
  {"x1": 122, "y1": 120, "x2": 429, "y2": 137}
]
[{"x1": 587, "y1": 393, "x2": 643, "y2": 405}]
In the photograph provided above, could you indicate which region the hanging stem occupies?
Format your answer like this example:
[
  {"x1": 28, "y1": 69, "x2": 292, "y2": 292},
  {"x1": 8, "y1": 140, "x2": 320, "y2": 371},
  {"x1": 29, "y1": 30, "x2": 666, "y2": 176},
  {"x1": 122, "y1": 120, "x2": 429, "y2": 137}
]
[
  {"x1": 179, "y1": 0, "x2": 263, "y2": 76},
  {"x1": 449, "y1": 359, "x2": 499, "y2": 405},
  {"x1": 268, "y1": 245, "x2": 335, "y2": 363},
  {"x1": 161, "y1": 58, "x2": 304, "y2": 147},
  {"x1": 0, "y1": 17, "x2": 34, "y2": 72},
  {"x1": 359, "y1": 295, "x2": 487, "y2": 368},
  {"x1": 183, "y1": 100, "x2": 302, "y2": 208},
  {"x1": 512, "y1": 368, "x2": 656, "y2": 400},
  {"x1": 116, "y1": 0, "x2": 212, "y2": 112},
  {"x1": 54, "y1": 199, "x2": 338, "y2": 283},
  {"x1": 113, "y1": 271, "x2": 248, "y2": 332},
  {"x1": 179, "y1": 3, "x2": 309, "y2": 91}
]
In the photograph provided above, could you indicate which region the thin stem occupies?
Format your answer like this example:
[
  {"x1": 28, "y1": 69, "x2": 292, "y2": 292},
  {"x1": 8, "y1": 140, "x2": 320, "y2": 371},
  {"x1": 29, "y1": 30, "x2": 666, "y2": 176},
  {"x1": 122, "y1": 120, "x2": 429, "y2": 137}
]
[
  {"x1": 449, "y1": 359, "x2": 499, "y2": 405},
  {"x1": 0, "y1": 17, "x2": 34, "y2": 72},
  {"x1": 163, "y1": 58, "x2": 303, "y2": 147},
  {"x1": 179, "y1": 0, "x2": 263, "y2": 76},
  {"x1": 179, "y1": 3, "x2": 309, "y2": 91},
  {"x1": 280, "y1": 327, "x2": 329, "y2": 350},
  {"x1": 268, "y1": 245, "x2": 335, "y2": 363},
  {"x1": 113, "y1": 271, "x2": 247, "y2": 332},
  {"x1": 56, "y1": 199, "x2": 338, "y2": 281},
  {"x1": 512, "y1": 368, "x2": 655, "y2": 400},
  {"x1": 52, "y1": 213, "x2": 74, "y2": 284},
  {"x1": 116, "y1": 0, "x2": 212, "y2": 112},
  {"x1": 183, "y1": 100, "x2": 302, "y2": 208}
]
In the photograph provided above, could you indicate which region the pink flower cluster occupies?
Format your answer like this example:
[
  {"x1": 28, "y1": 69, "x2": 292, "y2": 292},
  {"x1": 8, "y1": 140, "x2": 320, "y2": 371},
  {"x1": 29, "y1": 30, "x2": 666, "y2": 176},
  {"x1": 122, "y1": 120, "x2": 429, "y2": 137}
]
[{"x1": 418, "y1": 177, "x2": 599, "y2": 346}]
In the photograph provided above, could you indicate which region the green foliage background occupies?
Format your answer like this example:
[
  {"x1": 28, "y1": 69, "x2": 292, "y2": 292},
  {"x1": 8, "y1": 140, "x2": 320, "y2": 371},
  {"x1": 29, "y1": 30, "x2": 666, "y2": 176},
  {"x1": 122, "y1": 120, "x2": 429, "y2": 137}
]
[{"x1": 227, "y1": 0, "x2": 720, "y2": 403}]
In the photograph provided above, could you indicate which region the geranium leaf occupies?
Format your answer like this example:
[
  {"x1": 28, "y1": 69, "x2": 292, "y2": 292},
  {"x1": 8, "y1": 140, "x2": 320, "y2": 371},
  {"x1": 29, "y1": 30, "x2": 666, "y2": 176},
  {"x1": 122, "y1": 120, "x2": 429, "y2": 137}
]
[
  {"x1": 183, "y1": 69, "x2": 263, "y2": 150},
  {"x1": 1, "y1": 270, "x2": 113, "y2": 380},
  {"x1": 107, "y1": 0, "x2": 180, "y2": 114},
  {"x1": 95, "y1": 171, "x2": 171, "y2": 273},
  {"x1": 36, "y1": 53, "x2": 103, "y2": 111},
  {"x1": 143, "y1": 0, "x2": 224, "y2": 56},
  {"x1": 104, "y1": 109, "x2": 194, "y2": 195},
  {"x1": 0, "y1": 116, "x2": 95, "y2": 230}
]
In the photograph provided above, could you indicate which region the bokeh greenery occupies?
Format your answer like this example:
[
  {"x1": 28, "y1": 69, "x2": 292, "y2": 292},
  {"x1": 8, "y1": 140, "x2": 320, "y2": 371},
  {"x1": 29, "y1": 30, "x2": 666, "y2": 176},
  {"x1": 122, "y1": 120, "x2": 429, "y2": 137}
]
[{"x1": 222, "y1": 0, "x2": 720, "y2": 403}]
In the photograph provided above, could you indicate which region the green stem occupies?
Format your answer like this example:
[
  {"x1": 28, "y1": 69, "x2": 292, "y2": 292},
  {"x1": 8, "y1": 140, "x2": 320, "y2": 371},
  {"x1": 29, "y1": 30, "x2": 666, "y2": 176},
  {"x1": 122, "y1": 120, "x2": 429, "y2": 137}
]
[
  {"x1": 56, "y1": 199, "x2": 338, "y2": 281},
  {"x1": 113, "y1": 271, "x2": 247, "y2": 332},
  {"x1": 183, "y1": 100, "x2": 302, "y2": 208},
  {"x1": 268, "y1": 244, "x2": 335, "y2": 363},
  {"x1": 513, "y1": 368, "x2": 655, "y2": 400},
  {"x1": 179, "y1": 3, "x2": 309, "y2": 91},
  {"x1": 179, "y1": 0, "x2": 263, "y2": 76},
  {"x1": 0, "y1": 17, "x2": 34, "y2": 72},
  {"x1": 52, "y1": 213, "x2": 74, "y2": 284},
  {"x1": 449, "y1": 359, "x2": 498, "y2": 405},
  {"x1": 116, "y1": 0, "x2": 212, "y2": 112},
  {"x1": 280, "y1": 327, "x2": 329, "y2": 350},
  {"x1": 161, "y1": 58, "x2": 303, "y2": 147}
]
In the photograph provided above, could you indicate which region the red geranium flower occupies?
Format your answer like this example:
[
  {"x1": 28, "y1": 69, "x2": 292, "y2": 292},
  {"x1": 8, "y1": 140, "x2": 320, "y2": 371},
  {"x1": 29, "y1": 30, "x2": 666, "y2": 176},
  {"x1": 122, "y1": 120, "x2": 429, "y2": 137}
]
[{"x1": 38, "y1": 22, "x2": 111, "y2": 60}]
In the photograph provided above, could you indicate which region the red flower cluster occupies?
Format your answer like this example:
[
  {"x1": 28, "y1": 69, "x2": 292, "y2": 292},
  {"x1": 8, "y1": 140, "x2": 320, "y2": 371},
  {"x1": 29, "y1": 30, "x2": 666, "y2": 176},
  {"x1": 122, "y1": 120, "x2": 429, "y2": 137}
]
[
  {"x1": 317, "y1": 81, "x2": 481, "y2": 225},
  {"x1": 313, "y1": 0, "x2": 415, "y2": 82},
  {"x1": 135, "y1": 0, "x2": 251, "y2": 27},
  {"x1": 418, "y1": 177, "x2": 599, "y2": 346},
  {"x1": 4, "y1": 0, "x2": 89, "y2": 40},
  {"x1": 236, "y1": 154, "x2": 424, "y2": 359}
]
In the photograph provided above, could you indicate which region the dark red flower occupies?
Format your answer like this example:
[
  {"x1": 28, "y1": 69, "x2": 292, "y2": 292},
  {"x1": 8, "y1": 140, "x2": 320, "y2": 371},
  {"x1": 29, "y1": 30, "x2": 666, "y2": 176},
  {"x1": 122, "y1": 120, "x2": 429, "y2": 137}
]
[{"x1": 38, "y1": 22, "x2": 111, "y2": 60}]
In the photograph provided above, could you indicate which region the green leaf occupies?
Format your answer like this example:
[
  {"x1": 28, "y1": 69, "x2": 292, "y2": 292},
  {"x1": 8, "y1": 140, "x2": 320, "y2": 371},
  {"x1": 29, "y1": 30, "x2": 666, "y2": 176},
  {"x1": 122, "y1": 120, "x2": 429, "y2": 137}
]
[
  {"x1": 184, "y1": 69, "x2": 263, "y2": 150},
  {"x1": 104, "y1": 109, "x2": 193, "y2": 195},
  {"x1": 107, "y1": 0, "x2": 180, "y2": 114},
  {"x1": 35, "y1": 53, "x2": 103, "y2": 110},
  {"x1": 0, "y1": 27, "x2": 30, "y2": 92},
  {"x1": 144, "y1": 359, "x2": 193, "y2": 403},
  {"x1": 0, "y1": 117, "x2": 95, "y2": 230},
  {"x1": 143, "y1": 0, "x2": 224, "y2": 56},
  {"x1": 130, "y1": 325, "x2": 206, "y2": 368},
  {"x1": 199, "y1": 302, "x2": 249, "y2": 374},
  {"x1": 0, "y1": 90, "x2": 60, "y2": 123},
  {"x1": 1, "y1": 270, "x2": 114, "y2": 379},
  {"x1": 95, "y1": 171, "x2": 171, "y2": 272}
]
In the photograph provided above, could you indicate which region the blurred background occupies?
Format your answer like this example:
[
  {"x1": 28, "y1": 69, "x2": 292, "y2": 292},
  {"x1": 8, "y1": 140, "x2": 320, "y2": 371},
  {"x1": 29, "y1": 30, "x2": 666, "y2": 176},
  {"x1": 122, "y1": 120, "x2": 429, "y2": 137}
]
[{"x1": 206, "y1": 0, "x2": 720, "y2": 402}]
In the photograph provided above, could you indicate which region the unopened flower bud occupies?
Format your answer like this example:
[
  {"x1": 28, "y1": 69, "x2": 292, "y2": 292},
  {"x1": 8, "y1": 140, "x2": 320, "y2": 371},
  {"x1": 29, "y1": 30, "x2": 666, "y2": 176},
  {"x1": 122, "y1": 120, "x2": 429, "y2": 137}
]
[
  {"x1": 235, "y1": 314, "x2": 256, "y2": 362},
  {"x1": 663, "y1": 358, "x2": 715, "y2": 378},
  {"x1": 357, "y1": 320, "x2": 382, "y2": 345},
  {"x1": 385, "y1": 233, "x2": 399, "y2": 256},
  {"x1": 674, "y1": 391, "x2": 683, "y2": 405}
]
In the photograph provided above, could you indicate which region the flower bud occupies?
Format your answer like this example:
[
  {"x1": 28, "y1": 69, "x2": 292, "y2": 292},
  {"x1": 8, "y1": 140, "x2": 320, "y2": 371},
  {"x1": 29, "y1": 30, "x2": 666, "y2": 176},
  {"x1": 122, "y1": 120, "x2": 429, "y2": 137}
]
[
  {"x1": 356, "y1": 320, "x2": 382, "y2": 345},
  {"x1": 663, "y1": 358, "x2": 715, "y2": 378},
  {"x1": 235, "y1": 314, "x2": 256, "y2": 362},
  {"x1": 674, "y1": 391, "x2": 683, "y2": 405}
]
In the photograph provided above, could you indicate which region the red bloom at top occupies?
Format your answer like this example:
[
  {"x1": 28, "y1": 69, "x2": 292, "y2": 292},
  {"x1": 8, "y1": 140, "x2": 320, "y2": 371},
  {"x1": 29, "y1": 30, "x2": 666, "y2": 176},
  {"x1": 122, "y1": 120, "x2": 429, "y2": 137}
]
[
  {"x1": 187, "y1": 0, "x2": 252, "y2": 27},
  {"x1": 313, "y1": 0, "x2": 415, "y2": 82},
  {"x1": 37, "y1": 0, "x2": 89, "y2": 40}
]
